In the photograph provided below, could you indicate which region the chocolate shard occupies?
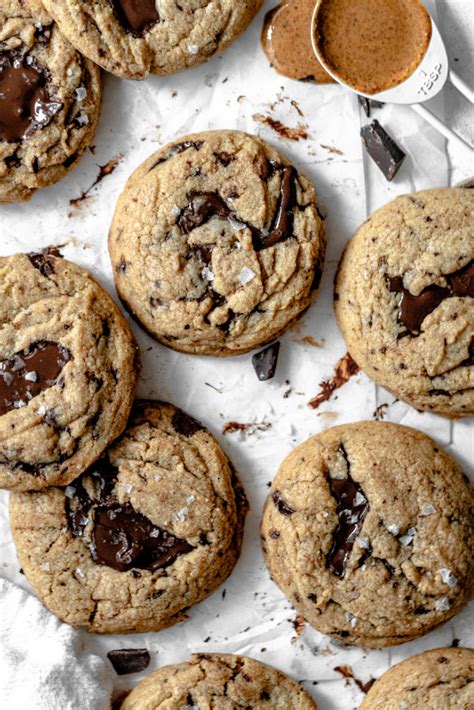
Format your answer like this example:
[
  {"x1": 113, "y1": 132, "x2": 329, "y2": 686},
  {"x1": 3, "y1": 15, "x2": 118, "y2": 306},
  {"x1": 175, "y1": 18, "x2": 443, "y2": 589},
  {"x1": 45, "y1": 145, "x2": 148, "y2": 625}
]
[
  {"x1": 0, "y1": 341, "x2": 71, "y2": 416},
  {"x1": 150, "y1": 140, "x2": 204, "y2": 171},
  {"x1": 360, "y1": 120, "x2": 405, "y2": 181},
  {"x1": 358, "y1": 96, "x2": 384, "y2": 118},
  {"x1": 176, "y1": 164, "x2": 298, "y2": 251},
  {"x1": 252, "y1": 342, "x2": 281, "y2": 381},
  {"x1": 110, "y1": 0, "x2": 159, "y2": 36},
  {"x1": 171, "y1": 410, "x2": 204, "y2": 437},
  {"x1": 107, "y1": 649, "x2": 150, "y2": 675},
  {"x1": 0, "y1": 50, "x2": 63, "y2": 143},
  {"x1": 387, "y1": 260, "x2": 474, "y2": 335},
  {"x1": 272, "y1": 490, "x2": 295, "y2": 516},
  {"x1": 326, "y1": 445, "x2": 369, "y2": 577},
  {"x1": 65, "y1": 460, "x2": 195, "y2": 573}
]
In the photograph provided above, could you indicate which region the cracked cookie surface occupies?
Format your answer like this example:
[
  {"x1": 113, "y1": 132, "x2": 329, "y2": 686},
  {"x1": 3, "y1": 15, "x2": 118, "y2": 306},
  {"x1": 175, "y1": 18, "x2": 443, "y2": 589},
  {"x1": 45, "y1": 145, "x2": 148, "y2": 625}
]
[
  {"x1": 0, "y1": 0, "x2": 101, "y2": 203},
  {"x1": 360, "y1": 647, "x2": 474, "y2": 709},
  {"x1": 10, "y1": 400, "x2": 247, "y2": 633},
  {"x1": 0, "y1": 252, "x2": 139, "y2": 491},
  {"x1": 120, "y1": 653, "x2": 317, "y2": 709},
  {"x1": 41, "y1": 0, "x2": 263, "y2": 79},
  {"x1": 109, "y1": 130, "x2": 325, "y2": 356},
  {"x1": 261, "y1": 421, "x2": 474, "y2": 648},
  {"x1": 334, "y1": 187, "x2": 474, "y2": 418}
]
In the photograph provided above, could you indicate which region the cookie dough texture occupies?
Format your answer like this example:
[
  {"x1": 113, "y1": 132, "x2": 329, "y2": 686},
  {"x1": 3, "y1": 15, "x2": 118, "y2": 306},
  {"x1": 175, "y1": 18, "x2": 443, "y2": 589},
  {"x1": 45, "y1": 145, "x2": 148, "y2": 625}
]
[
  {"x1": 0, "y1": 253, "x2": 139, "y2": 491},
  {"x1": 120, "y1": 653, "x2": 317, "y2": 709},
  {"x1": 41, "y1": 0, "x2": 263, "y2": 79},
  {"x1": 334, "y1": 188, "x2": 474, "y2": 418},
  {"x1": 261, "y1": 422, "x2": 474, "y2": 648},
  {"x1": 360, "y1": 647, "x2": 474, "y2": 709},
  {"x1": 10, "y1": 401, "x2": 247, "y2": 634},
  {"x1": 0, "y1": 0, "x2": 101, "y2": 203},
  {"x1": 109, "y1": 130, "x2": 325, "y2": 356}
]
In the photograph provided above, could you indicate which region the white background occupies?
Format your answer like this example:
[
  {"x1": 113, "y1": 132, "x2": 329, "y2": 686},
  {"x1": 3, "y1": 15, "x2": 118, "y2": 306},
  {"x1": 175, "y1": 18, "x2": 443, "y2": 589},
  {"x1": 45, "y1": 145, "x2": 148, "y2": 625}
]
[{"x1": 0, "y1": 1, "x2": 472, "y2": 707}]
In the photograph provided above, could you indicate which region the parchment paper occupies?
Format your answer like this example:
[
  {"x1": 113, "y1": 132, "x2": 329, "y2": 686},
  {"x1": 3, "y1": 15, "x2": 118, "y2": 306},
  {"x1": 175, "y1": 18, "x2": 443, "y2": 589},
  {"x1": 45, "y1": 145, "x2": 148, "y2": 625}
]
[{"x1": 0, "y1": 1, "x2": 472, "y2": 707}]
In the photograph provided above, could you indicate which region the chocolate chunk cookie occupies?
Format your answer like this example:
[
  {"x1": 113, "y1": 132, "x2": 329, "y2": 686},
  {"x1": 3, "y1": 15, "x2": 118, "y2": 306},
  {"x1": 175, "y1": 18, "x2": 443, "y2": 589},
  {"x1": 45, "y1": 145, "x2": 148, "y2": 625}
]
[
  {"x1": 10, "y1": 401, "x2": 247, "y2": 633},
  {"x1": 334, "y1": 188, "x2": 474, "y2": 418},
  {"x1": 0, "y1": 0, "x2": 101, "y2": 203},
  {"x1": 109, "y1": 130, "x2": 325, "y2": 356},
  {"x1": 261, "y1": 422, "x2": 474, "y2": 648},
  {"x1": 360, "y1": 647, "x2": 474, "y2": 709},
  {"x1": 0, "y1": 252, "x2": 139, "y2": 492},
  {"x1": 120, "y1": 653, "x2": 318, "y2": 709},
  {"x1": 41, "y1": 0, "x2": 263, "y2": 80}
]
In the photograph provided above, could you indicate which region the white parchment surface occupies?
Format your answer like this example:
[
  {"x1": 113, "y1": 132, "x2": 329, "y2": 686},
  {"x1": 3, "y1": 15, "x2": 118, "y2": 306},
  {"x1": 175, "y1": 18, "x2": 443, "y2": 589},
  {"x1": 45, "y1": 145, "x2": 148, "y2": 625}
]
[{"x1": 0, "y1": 1, "x2": 472, "y2": 708}]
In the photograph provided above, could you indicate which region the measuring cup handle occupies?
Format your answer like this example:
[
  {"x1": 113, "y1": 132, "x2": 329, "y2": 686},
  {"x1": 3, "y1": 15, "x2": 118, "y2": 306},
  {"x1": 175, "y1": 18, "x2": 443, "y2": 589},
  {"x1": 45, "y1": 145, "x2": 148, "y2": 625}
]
[
  {"x1": 411, "y1": 104, "x2": 473, "y2": 152},
  {"x1": 448, "y1": 70, "x2": 474, "y2": 104}
]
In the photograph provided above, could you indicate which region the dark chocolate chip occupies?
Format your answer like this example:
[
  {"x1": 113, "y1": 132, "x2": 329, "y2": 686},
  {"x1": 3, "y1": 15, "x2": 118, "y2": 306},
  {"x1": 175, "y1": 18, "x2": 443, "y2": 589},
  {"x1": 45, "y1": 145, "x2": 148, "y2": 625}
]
[
  {"x1": 107, "y1": 649, "x2": 150, "y2": 675},
  {"x1": 358, "y1": 96, "x2": 384, "y2": 117},
  {"x1": 0, "y1": 341, "x2": 71, "y2": 416},
  {"x1": 176, "y1": 164, "x2": 298, "y2": 252},
  {"x1": 326, "y1": 445, "x2": 369, "y2": 577},
  {"x1": 387, "y1": 260, "x2": 474, "y2": 335},
  {"x1": 360, "y1": 120, "x2": 405, "y2": 181},
  {"x1": 171, "y1": 410, "x2": 204, "y2": 437},
  {"x1": 272, "y1": 490, "x2": 295, "y2": 516},
  {"x1": 110, "y1": 0, "x2": 159, "y2": 36},
  {"x1": 0, "y1": 50, "x2": 62, "y2": 143},
  {"x1": 65, "y1": 460, "x2": 194, "y2": 573},
  {"x1": 252, "y1": 342, "x2": 280, "y2": 381},
  {"x1": 28, "y1": 252, "x2": 56, "y2": 277},
  {"x1": 149, "y1": 140, "x2": 204, "y2": 171}
]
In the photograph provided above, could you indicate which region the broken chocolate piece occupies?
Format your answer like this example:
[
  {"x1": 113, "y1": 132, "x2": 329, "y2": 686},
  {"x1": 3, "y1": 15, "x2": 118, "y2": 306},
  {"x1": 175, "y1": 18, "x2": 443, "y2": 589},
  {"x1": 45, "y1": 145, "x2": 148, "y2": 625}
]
[
  {"x1": 360, "y1": 120, "x2": 405, "y2": 181},
  {"x1": 171, "y1": 410, "x2": 204, "y2": 437},
  {"x1": 358, "y1": 96, "x2": 384, "y2": 118},
  {"x1": 107, "y1": 649, "x2": 150, "y2": 675},
  {"x1": 387, "y1": 260, "x2": 474, "y2": 335},
  {"x1": 252, "y1": 342, "x2": 281, "y2": 381},
  {"x1": 66, "y1": 460, "x2": 194, "y2": 573},
  {"x1": 272, "y1": 490, "x2": 295, "y2": 516},
  {"x1": 0, "y1": 341, "x2": 71, "y2": 416},
  {"x1": 110, "y1": 0, "x2": 159, "y2": 36},
  {"x1": 177, "y1": 165, "x2": 298, "y2": 251},
  {"x1": 149, "y1": 140, "x2": 204, "y2": 170},
  {"x1": 326, "y1": 445, "x2": 369, "y2": 577},
  {"x1": 0, "y1": 49, "x2": 63, "y2": 143}
]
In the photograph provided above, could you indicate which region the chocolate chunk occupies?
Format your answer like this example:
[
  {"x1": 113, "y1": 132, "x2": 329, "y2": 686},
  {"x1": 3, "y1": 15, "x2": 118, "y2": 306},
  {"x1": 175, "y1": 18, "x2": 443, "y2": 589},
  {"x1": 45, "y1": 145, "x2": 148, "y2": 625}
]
[
  {"x1": 177, "y1": 164, "x2": 297, "y2": 252},
  {"x1": 28, "y1": 252, "x2": 56, "y2": 277},
  {"x1": 255, "y1": 165, "x2": 296, "y2": 250},
  {"x1": 178, "y1": 192, "x2": 232, "y2": 233},
  {"x1": 387, "y1": 260, "x2": 474, "y2": 335},
  {"x1": 326, "y1": 445, "x2": 369, "y2": 577},
  {"x1": 66, "y1": 460, "x2": 194, "y2": 573},
  {"x1": 0, "y1": 341, "x2": 71, "y2": 416},
  {"x1": 358, "y1": 96, "x2": 384, "y2": 118},
  {"x1": 0, "y1": 50, "x2": 62, "y2": 143},
  {"x1": 360, "y1": 120, "x2": 405, "y2": 181},
  {"x1": 171, "y1": 410, "x2": 204, "y2": 437},
  {"x1": 150, "y1": 140, "x2": 203, "y2": 170},
  {"x1": 107, "y1": 649, "x2": 150, "y2": 675},
  {"x1": 252, "y1": 342, "x2": 281, "y2": 381},
  {"x1": 272, "y1": 490, "x2": 295, "y2": 516},
  {"x1": 110, "y1": 0, "x2": 159, "y2": 36}
]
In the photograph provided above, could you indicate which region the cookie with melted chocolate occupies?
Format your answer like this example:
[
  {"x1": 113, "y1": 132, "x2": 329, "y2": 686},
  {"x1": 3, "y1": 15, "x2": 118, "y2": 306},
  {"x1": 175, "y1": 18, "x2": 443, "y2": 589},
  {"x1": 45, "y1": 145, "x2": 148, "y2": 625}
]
[
  {"x1": 109, "y1": 130, "x2": 326, "y2": 356},
  {"x1": 261, "y1": 422, "x2": 474, "y2": 648},
  {"x1": 120, "y1": 653, "x2": 318, "y2": 709},
  {"x1": 0, "y1": 0, "x2": 101, "y2": 203},
  {"x1": 10, "y1": 401, "x2": 247, "y2": 634},
  {"x1": 335, "y1": 187, "x2": 474, "y2": 418},
  {"x1": 41, "y1": 0, "x2": 263, "y2": 80},
  {"x1": 0, "y1": 252, "x2": 139, "y2": 491}
]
